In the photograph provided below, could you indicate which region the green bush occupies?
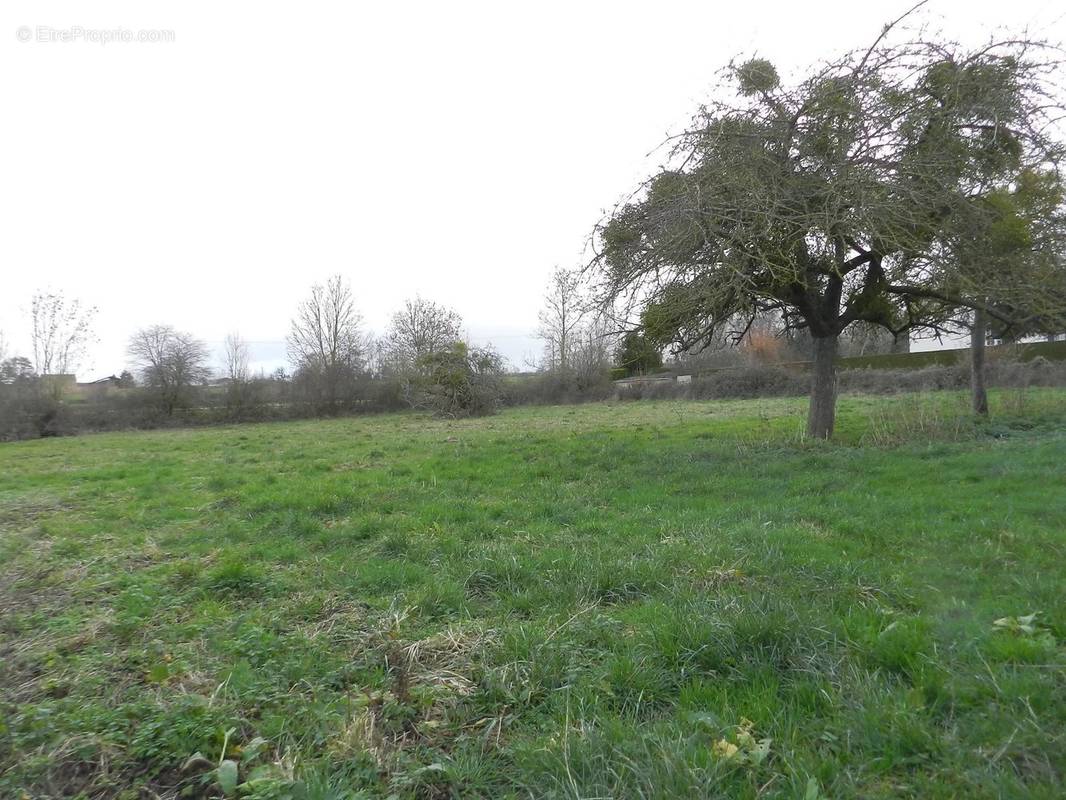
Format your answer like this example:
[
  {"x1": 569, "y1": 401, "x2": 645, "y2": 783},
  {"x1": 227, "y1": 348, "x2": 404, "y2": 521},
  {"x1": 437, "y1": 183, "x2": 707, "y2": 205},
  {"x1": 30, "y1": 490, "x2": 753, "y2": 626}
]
[{"x1": 409, "y1": 342, "x2": 505, "y2": 418}]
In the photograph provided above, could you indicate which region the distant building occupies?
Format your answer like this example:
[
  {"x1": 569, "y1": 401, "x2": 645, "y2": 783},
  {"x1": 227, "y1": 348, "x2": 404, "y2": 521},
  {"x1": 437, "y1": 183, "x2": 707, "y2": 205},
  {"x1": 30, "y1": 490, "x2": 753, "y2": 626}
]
[{"x1": 76, "y1": 375, "x2": 128, "y2": 399}]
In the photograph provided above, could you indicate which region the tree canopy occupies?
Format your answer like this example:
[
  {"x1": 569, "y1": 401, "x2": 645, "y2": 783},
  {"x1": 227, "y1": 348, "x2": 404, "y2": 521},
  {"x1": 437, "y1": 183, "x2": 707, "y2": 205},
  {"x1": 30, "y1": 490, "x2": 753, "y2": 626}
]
[
  {"x1": 127, "y1": 325, "x2": 211, "y2": 415},
  {"x1": 595, "y1": 23, "x2": 1065, "y2": 436},
  {"x1": 381, "y1": 297, "x2": 463, "y2": 374}
]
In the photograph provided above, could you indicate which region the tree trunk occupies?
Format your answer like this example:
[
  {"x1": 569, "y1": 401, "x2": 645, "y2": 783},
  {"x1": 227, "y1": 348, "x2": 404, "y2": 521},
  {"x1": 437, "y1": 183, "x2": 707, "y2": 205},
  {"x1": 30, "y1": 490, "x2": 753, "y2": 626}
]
[
  {"x1": 891, "y1": 333, "x2": 910, "y2": 354},
  {"x1": 971, "y1": 309, "x2": 988, "y2": 416},
  {"x1": 807, "y1": 335, "x2": 839, "y2": 439}
]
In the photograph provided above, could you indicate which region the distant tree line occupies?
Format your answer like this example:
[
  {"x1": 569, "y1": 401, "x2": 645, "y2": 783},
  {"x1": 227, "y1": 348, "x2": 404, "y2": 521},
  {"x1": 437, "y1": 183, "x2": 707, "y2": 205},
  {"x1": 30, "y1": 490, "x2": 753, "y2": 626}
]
[{"x1": 1, "y1": 276, "x2": 619, "y2": 440}]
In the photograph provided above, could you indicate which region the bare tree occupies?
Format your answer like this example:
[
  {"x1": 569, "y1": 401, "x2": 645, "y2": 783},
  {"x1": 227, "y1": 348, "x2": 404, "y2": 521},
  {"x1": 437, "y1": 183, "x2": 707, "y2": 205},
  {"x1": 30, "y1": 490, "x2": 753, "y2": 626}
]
[
  {"x1": 534, "y1": 269, "x2": 618, "y2": 396},
  {"x1": 838, "y1": 323, "x2": 909, "y2": 357},
  {"x1": 0, "y1": 356, "x2": 34, "y2": 384},
  {"x1": 127, "y1": 325, "x2": 210, "y2": 415},
  {"x1": 568, "y1": 316, "x2": 617, "y2": 388},
  {"x1": 287, "y1": 275, "x2": 365, "y2": 409},
  {"x1": 224, "y1": 332, "x2": 251, "y2": 384},
  {"x1": 223, "y1": 332, "x2": 255, "y2": 416},
  {"x1": 381, "y1": 297, "x2": 462, "y2": 373},
  {"x1": 30, "y1": 290, "x2": 97, "y2": 376},
  {"x1": 537, "y1": 268, "x2": 585, "y2": 373}
]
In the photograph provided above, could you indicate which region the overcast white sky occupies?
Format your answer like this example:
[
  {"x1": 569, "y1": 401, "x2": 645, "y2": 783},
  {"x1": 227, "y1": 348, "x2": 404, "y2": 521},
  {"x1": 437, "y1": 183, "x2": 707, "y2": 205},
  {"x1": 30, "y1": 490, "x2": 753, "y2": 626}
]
[{"x1": 2, "y1": 1, "x2": 1064, "y2": 378}]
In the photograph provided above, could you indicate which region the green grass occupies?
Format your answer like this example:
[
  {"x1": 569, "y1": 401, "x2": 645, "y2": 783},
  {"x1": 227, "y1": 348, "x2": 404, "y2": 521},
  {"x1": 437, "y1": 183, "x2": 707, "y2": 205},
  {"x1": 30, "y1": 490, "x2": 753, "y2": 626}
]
[{"x1": 2, "y1": 389, "x2": 1066, "y2": 799}]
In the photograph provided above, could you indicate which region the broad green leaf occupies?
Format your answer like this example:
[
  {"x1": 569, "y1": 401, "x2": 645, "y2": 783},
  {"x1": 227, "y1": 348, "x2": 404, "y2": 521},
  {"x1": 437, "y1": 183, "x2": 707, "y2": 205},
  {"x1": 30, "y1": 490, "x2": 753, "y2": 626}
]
[{"x1": 217, "y1": 759, "x2": 239, "y2": 796}]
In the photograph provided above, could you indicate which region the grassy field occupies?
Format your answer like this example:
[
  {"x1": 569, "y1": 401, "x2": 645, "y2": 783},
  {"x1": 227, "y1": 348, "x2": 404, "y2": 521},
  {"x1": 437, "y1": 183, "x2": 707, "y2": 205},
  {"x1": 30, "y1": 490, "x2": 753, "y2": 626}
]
[{"x1": 2, "y1": 390, "x2": 1066, "y2": 799}]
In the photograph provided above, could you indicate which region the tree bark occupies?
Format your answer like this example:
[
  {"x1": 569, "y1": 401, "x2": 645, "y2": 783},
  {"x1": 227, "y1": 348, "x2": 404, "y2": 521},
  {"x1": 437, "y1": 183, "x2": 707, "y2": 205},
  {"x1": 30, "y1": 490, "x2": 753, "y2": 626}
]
[
  {"x1": 891, "y1": 333, "x2": 910, "y2": 354},
  {"x1": 807, "y1": 334, "x2": 839, "y2": 439},
  {"x1": 971, "y1": 309, "x2": 989, "y2": 416}
]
